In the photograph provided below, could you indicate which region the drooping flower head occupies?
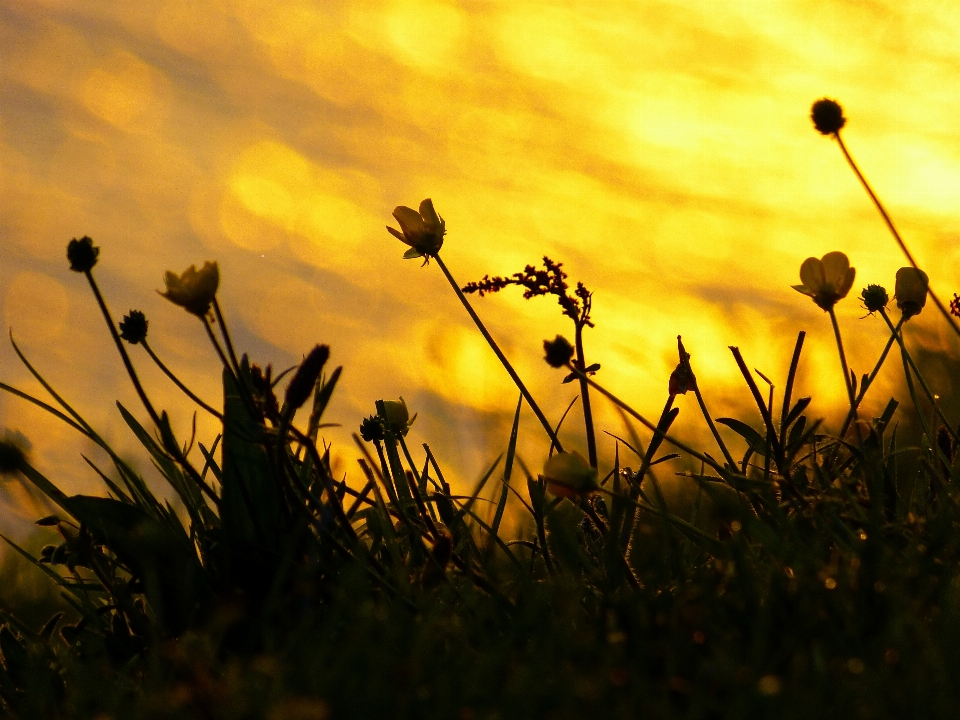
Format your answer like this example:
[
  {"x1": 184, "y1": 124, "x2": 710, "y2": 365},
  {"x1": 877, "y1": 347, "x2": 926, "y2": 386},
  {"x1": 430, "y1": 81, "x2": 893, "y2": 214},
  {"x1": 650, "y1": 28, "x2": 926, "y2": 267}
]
[
  {"x1": 160, "y1": 261, "x2": 220, "y2": 316},
  {"x1": 387, "y1": 199, "x2": 445, "y2": 261},
  {"x1": 792, "y1": 252, "x2": 856, "y2": 311},
  {"x1": 542, "y1": 450, "x2": 598, "y2": 498},
  {"x1": 894, "y1": 267, "x2": 929, "y2": 319},
  {"x1": 810, "y1": 98, "x2": 846, "y2": 135}
]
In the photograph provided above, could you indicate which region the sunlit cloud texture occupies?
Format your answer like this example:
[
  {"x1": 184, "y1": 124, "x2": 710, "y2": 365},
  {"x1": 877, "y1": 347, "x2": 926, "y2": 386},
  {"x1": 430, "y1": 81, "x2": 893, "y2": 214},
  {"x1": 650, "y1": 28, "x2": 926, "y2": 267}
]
[{"x1": 2, "y1": 1, "x2": 960, "y2": 529}]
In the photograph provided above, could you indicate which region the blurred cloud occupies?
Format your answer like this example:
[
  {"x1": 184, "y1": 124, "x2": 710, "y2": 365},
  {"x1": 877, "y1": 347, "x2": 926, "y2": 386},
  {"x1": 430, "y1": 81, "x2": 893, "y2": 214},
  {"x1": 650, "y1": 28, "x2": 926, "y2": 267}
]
[{"x1": 1, "y1": 0, "x2": 959, "y2": 534}]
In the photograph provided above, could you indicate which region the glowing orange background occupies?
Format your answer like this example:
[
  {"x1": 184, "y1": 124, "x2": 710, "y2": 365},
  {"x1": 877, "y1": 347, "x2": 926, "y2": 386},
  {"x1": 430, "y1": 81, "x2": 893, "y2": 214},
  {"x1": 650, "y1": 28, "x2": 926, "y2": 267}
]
[{"x1": 1, "y1": 1, "x2": 959, "y2": 531}]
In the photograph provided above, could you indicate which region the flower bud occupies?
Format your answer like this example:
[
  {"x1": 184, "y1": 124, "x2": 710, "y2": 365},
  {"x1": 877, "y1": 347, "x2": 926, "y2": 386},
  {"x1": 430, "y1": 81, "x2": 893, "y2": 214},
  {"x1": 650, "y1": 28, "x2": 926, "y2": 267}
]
[
  {"x1": 668, "y1": 335, "x2": 696, "y2": 395},
  {"x1": 543, "y1": 335, "x2": 574, "y2": 368},
  {"x1": 67, "y1": 236, "x2": 99, "y2": 273},
  {"x1": 284, "y1": 344, "x2": 329, "y2": 411},
  {"x1": 810, "y1": 98, "x2": 846, "y2": 135},
  {"x1": 382, "y1": 398, "x2": 416, "y2": 436},
  {"x1": 160, "y1": 261, "x2": 220, "y2": 316},
  {"x1": 894, "y1": 267, "x2": 928, "y2": 319},
  {"x1": 542, "y1": 451, "x2": 598, "y2": 498},
  {"x1": 359, "y1": 415, "x2": 385, "y2": 443},
  {"x1": 859, "y1": 285, "x2": 888, "y2": 314},
  {"x1": 119, "y1": 310, "x2": 149, "y2": 344}
]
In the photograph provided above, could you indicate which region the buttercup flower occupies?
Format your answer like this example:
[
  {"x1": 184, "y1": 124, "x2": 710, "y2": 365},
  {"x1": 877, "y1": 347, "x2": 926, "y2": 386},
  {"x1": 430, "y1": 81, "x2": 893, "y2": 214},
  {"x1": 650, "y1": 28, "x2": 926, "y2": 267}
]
[
  {"x1": 542, "y1": 451, "x2": 598, "y2": 498},
  {"x1": 810, "y1": 98, "x2": 846, "y2": 135},
  {"x1": 386, "y1": 199, "x2": 445, "y2": 260},
  {"x1": 67, "y1": 236, "x2": 99, "y2": 273},
  {"x1": 894, "y1": 267, "x2": 928, "y2": 319},
  {"x1": 792, "y1": 252, "x2": 856, "y2": 311},
  {"x1": 383, "y1": 397, "x2": 416, "y2": 436},
  {"x1": 160, "y1": 262, "x2": 220, "y2": 316},
  {"x1": 119, "y1": 310, "x2": 149, "y2": 345},
  {"x1": 860, "y1": 285, "x2": 889, "y2": 315}
]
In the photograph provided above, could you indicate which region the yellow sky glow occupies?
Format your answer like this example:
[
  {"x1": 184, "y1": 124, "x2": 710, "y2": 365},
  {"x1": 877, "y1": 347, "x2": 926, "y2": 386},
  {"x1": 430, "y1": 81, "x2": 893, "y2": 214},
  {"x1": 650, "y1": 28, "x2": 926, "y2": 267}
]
[{"x1": 1, "y1": 0, "x2": 960, "y2": 534}]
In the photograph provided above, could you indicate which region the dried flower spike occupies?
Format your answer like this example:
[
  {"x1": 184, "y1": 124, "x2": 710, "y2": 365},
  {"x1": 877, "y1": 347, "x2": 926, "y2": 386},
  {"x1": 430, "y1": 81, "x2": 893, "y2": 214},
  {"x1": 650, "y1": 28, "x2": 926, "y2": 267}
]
[
  {"x1": 792, "y1": 252, "x2": 856, "y2": 311},
  {"x1": 895, "y1": 267, "x2": 929, "y2": 319},
  {"x1": 285, "y1": 345, "x2": 330, "y2": 411},
  {"x1": 119, "y1": 310, "x2": 149, "y2": 345},
  {"x1": 160, "y1": 262, "x2": 220, "y2": 316},
  {"x1": 811, "y1": 98, "x2": 846, "y2": 135},
  {"x1": 67, "y1": 236, "x2": 99, "y2": 273},
  {"x1": 387, "y1": 198, "x2": 445, "y2": 261}
]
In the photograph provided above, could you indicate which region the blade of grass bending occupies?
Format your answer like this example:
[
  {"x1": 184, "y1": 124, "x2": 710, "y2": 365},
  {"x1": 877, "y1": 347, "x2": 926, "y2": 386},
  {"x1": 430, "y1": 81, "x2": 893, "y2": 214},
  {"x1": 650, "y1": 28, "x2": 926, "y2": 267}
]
[
  {"x1": 491, "y1": 394, "x2": 522, "y2": 542},
  {"x1": 8, "y1": 334, "x2": 98, "y2": 437},
  {"x1": 81, "y1": 455, "x2": 132, "y2": 504},
  {"x1": 0, "y1": 382, "x2": 89, "y2": 437},
  {"x1": 779, "y1": 331, "x2": 806, "y2": 446},
  {"x1": 728, "y1": 347, "x2": 784, "y2": 471},
  {"x1": 0, "y1": 535, "x2": 100, "y2": 614},
  {"x1": 456, "y1": 453, "x2": 503, "y2": 523}
]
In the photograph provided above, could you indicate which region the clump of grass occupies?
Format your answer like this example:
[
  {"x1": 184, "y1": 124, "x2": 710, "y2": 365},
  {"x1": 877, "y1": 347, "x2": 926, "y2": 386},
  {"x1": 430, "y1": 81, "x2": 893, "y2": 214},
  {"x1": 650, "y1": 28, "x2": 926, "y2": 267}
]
[{"x1": 0, "y1": 100, "x2": 956, "y2": 719}]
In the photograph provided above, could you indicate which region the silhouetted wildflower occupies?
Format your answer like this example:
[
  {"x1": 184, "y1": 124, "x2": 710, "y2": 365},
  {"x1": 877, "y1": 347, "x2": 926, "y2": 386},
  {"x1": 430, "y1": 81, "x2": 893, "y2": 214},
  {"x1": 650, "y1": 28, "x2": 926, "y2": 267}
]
[
  {"x1": 360, "y1": 415, "x2": 385, "y2": 443},
  {"x1": 895, "y1": 267, "x2": 928, "y2": 319},
  {"x1": 669, "y1": 336, "x2": 697, "y2": 395},
  {"x1": 383, "y1": 398, "x2": 416, "y2": 436},
  {"x1": 119, "y1": 310, "x2": 149, "y2": 345},
  {"x1": 0, "y1": 430, "x2": 29, "y2": 476},
  {"x1": 792, "y1": 252, "x2": 856, "y2": 311},
  {"x1": 67, "y1": 236, "x2": 99, "y2": 273},
  {"x1": 860, "y1": 285, "x2": 889, "y2": 314},
  {"x1": 811, "y1": 98, "x2": 846, "y2": 135},
  {"x1": 160, "y1": 262, "x2": 220, "y2": 316},
  {"x1": 387, "y1": 199, "x2": 445, "y2": 261},
  {"x1": 543, "y1": 335, "x2": 574, "y2": 368},
  {"x1": 542, "y1": 450, "x2": 598, "y2": 498}
]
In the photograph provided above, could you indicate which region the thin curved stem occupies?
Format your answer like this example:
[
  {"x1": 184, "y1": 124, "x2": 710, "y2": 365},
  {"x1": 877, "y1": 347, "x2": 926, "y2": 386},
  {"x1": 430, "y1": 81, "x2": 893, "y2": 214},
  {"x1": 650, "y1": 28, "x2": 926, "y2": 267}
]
[
  {"x1": 828, "y1": 307, "x2": 856, "y2": 414},
  {"x1": 834, "y1": 132, "x2": 960, "y2": 340},
  {"x1": 693, "y1": 385, "x2": 738, "y2": 469},
  {"x1": 433, "y1": 254, "x2": 562, "y2": 452},
  {"x1": 879, "y1": 309, "x2": 956, "y2": 441},
  {"x1": 574, "y1": 323, "x2": 598, "y2": 467},
  {"x1": 141, "y1": 340, "x2": 223, "y2": 421}
]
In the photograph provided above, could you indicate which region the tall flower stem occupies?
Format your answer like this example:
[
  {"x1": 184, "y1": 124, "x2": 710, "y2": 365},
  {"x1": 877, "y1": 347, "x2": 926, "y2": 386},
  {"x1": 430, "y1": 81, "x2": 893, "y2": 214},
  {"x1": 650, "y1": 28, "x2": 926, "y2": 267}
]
[
  {"x1": 879, "y1": 309, "x2": 957, "y2": 441},
  {"x1": 693, "y1": 385, "x2": 738, "y2": 469},
  {"x1": 212, "y1": 298, "x2": 243, "y2": 378},
  {"x1": 573, "y1": 323, "x2": 598, "y2": 468},
  {"x1": 83, "y1": 271, "x2": 220, "y2": 507},
  {"x1": 828, "y1": 306, "x2": 856, "y2": 415},
  {"x1": 834, "y1": 132, "x2": 960, "y2": 340},
  {"x1": 563, "y1": 363, "x2": 727, "y2": 477},
  {"x1": 836, "y1": 315, "x2": 904, "y2": 441},
  {"x1": 433, "y1": 254, "x2": 562, "y2": 452},
  {"x1": 141, "y1": 340, "x2": 223, "y2": 421}
]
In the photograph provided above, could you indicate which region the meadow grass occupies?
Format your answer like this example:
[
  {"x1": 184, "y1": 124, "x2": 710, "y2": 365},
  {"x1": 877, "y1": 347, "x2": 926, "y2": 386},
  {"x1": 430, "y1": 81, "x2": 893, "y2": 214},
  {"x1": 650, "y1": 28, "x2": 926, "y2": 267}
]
[{"x1": 0, "y1": 99, "x2": 958, "y2": 719}]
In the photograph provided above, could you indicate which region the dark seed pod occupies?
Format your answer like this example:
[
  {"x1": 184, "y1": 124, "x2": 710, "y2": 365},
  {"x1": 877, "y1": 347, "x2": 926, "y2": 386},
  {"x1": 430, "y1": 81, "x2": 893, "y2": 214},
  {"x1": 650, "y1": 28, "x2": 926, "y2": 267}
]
[
  {"x1": 543, "y1": 335, "x2": 575, "y2": 368},
  {"x1": 67, "y1": 236, "x2": 100, "y2": 272},
  {"x1": 285, "y1": 345, "x2": 330, "y2": 411}
]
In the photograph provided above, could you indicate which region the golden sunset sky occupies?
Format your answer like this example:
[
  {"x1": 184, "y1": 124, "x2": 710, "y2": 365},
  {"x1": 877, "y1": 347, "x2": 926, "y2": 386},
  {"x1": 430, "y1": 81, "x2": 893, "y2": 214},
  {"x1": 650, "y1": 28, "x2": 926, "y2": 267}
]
[{"x1": 1, "y1": 0, "x2": 959, "y2": 531}]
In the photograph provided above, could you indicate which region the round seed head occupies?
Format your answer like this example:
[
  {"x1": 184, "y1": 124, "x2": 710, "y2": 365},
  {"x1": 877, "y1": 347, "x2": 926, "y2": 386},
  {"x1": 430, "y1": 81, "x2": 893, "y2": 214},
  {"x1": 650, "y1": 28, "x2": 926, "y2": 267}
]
[
  {"x1": 810, "y1": 98, "x2": 846, "y2": 135},
  {"x1": 67, "y1": 236, "x2": 99, "y2": 272}
]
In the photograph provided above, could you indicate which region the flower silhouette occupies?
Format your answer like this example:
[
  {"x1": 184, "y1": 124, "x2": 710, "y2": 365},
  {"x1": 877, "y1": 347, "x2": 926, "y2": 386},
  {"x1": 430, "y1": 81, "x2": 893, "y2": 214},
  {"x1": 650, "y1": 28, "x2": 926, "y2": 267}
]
[
  {"x1": 387, "y1": 199, "x2": 445, "y2": 261},
  {"x1": 160, "y1": 262, "x2": 220, "y2": 316},
  {"x1": 792, "y1": 252, "x2": 856, "y2": 311},
  {"x1": 894, "y1": 267, "x2": 929, "y2": 319},
  {"x1": 542, "y1": 450, "x2": 598, "y2": 498}
]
